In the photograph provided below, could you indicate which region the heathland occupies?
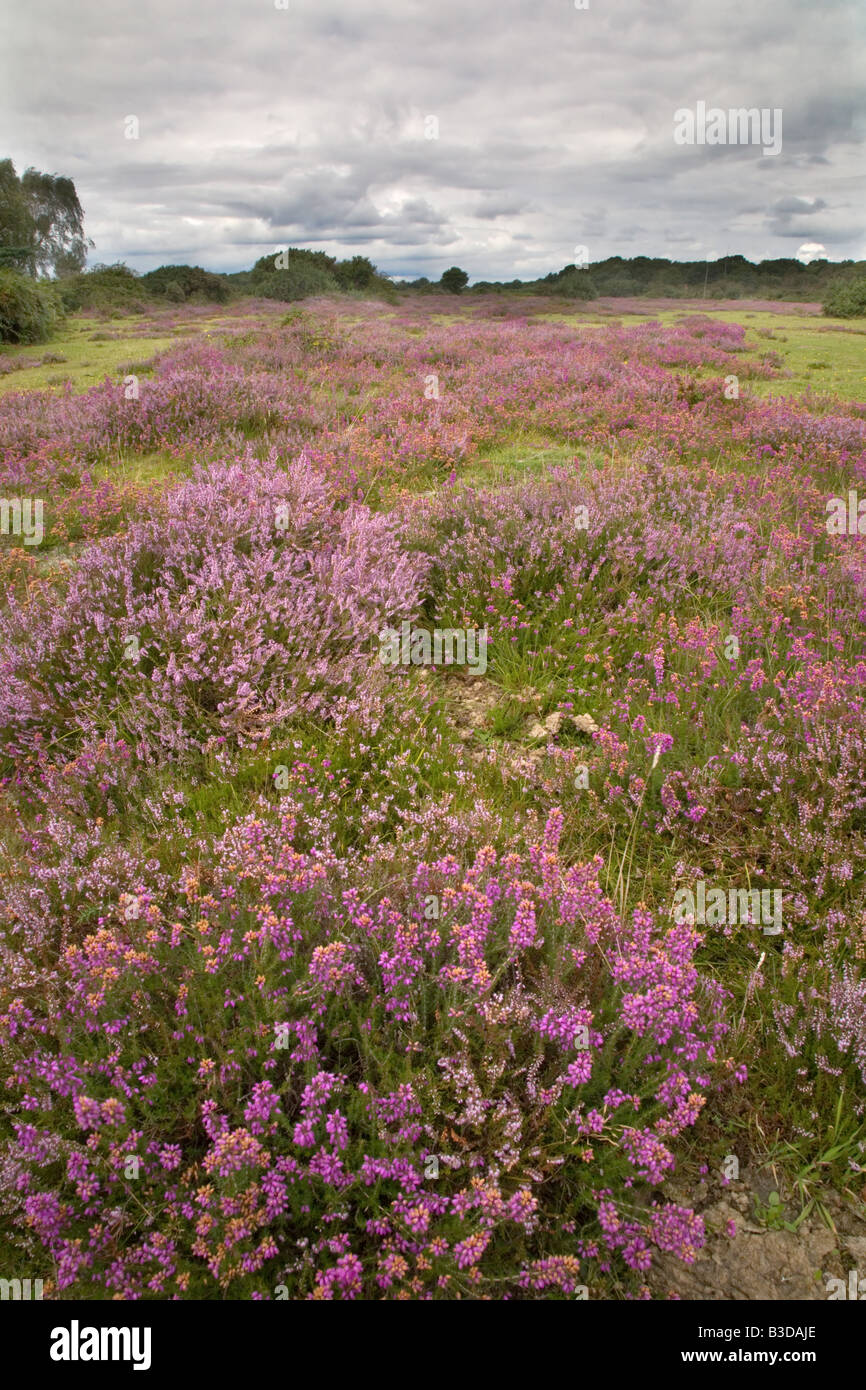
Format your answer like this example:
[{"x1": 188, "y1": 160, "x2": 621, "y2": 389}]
[{"x1": 1, "y1": 291, "x2": 864, "y2": 1300}]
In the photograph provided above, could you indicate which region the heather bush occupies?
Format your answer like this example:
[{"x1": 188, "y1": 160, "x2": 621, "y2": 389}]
[
  {"x1": 0, "y1": 452, "x2": 430, "y2": 763},
  {"x1": 0, "y1": 806, "x2": 736, "y2": 1299}
]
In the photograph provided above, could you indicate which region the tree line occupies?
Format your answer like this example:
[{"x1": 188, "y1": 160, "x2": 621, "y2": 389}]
[{"x1": 2, "y1": 159, "x2": 866, "y2": 344}]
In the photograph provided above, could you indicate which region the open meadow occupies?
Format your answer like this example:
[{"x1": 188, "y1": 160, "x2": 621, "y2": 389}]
[{"x1": 1, "y1": 293, "x2": 865, "y2": 1301}]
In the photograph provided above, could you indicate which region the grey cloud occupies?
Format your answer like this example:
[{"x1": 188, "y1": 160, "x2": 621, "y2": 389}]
[{"x1": 1, "y1": 0, "x2": 862, "y2": 279}]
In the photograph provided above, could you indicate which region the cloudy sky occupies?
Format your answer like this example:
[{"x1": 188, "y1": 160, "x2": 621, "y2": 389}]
[{"x1": 2, "y1": 0, "x2": 863, "y2": 280}]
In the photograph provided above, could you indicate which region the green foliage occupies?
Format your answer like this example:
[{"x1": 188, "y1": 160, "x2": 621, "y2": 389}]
[
  {"x1": 20, "y1": 167, "x2": 90, "y2": 275},
  {"x1": 0, "y1": 246, "x2": 34, "y2": 272},
  {"x1": 548, "y1": 268, "x2": 597, "y2": 300},
  {"x1": 0, "y1": 159, "x2": 38, "y2": 275},
  {"x1": 253, "y1": 248, "x2": 338, "y2": 279},
  {"x1": 822, "y1": 278, "x2": 866, "y2": 319},
  {"x1": 253, "y1": 264, "x2": 339, "y2": 302},
  {"x1": 364, "y1": 275, "x2": 400, "y2": 305},
  {"x1": 0, "y1": 268, "x2": 63, "y2": 343},
  {"x1": 440, "y1": 266, "x2": 469, "y2": 294},
  {"x1": 0, "y1": 159, "x2": 90, "y2": 277},
  {"x1": 140, "y1": 264, "x2": 230, "y2": 303},
  {"x1": 243, "y1": 249, "x2": 395, "y2": 303},
  {"x1": 56, "y1": 262, "x2": 146, "y2": 313},
  {"x1": 333, "y1": 255, "x2": 377, "y2": 290},
  {"x1": 445, "y1": 254, "x2": 866, "y2": 304}
]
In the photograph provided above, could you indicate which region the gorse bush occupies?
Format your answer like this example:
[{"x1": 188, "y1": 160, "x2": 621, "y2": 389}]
[
  {"x1": 140, "y1": 264, "x2": 231, "y2": 304},
  {"x1": 254, "y1": 265, "x2": 339, "y2": 302},
  {"x1": 822, "y1": 278, "x2": 866, "y2": 319},
  {"x1": 0, "y1": 269, "x2": 63, "y2": 343},
  {"x1": 548, "y1": 268, "x2": 597, "y2": 300},
  {"x1": 55, "y1": 263, "x2": 146, "y2": 314}
]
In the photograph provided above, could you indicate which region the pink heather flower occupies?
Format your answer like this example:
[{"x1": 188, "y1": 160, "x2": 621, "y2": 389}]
[
  {"x1": 324, "y1": 1109, "x2": 349, "y2": 1152},
  {"x1": 202, "y1": 1128, "x2": 268, "y2": 1177},
  {"x1": 72, "y1": 1095, "x2": 104, "y2": 1131},
  {"x1": 506, "y1": 1189, "x2": 539, "y2": 1230},
  {"x1": 509, "y1": 898, "x2": 539, "y2": 951},
  {"x1": 292, "y1": 1119, "x2": 316, "y2": 1148},
  {"x1": 453, "y1": 1231, "x2": 490, "y2": 1270}
]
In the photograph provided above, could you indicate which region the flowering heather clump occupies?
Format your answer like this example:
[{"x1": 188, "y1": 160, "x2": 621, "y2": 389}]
[
  {"x1": 0, "y1": 450, "x2": 429, "y2": 762},
  {"x1": 0, "y1": 807, "x2": 735, "y2": 1299}
]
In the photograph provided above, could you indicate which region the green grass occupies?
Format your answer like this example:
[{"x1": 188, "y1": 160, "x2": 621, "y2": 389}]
[
  {"x1": 90, "y1": 448, "x2": 185, "y2": 488},
  {"x1": 0, "y1": 309, "x2": 246, "y2": 395}
]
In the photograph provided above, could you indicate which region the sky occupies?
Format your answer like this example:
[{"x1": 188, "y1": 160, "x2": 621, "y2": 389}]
[{"x1": 1, "y1": 0, "x2": 864, "y2": 281}]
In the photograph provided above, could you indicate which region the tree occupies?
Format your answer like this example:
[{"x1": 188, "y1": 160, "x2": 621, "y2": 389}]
[
  {"x1": 334, "y1": 255, "x2": 377, "y2": 290},
  {"x1": 21, "y1": 168, "x2": 90, "y2": 275},
  {"x1": 440, "y1": 266, "x2": 469, "y2": 294},
  {"x1": 0, "y1": 160, "x2": 91, "y2": 276},
  {"x1": 548, "y1": 268, "x2": 597, "y2": 301},
  {"x1": 252, "y1": 248, "x2": 338, "y2": 279},
  {"x1": 0, "y1": 159, "x2": 37, "y2": 272}
]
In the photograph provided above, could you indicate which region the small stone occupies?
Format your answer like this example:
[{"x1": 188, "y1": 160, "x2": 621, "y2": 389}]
[{"x1": 573, "y1": 712, "x2": 599, "y2": 734}]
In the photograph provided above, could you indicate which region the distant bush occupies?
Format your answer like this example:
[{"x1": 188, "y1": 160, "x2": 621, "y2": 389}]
[
  {"x1": 548, "y1": 268, "x2": 597, "y2": 301},
  {"x1": 440, "y1": 266, "x2": 469, "y2": 294},
  {"x1": 0, "y1": 269, "x2": 63, "y2": 343},
  {"x1": 141, "y1": 264, "x2": 231, "y2": 304},
  {"x1": 823, "y1": 279, "x2": 866, "y2": 319},
  {"x1": 56, "y1": 263, "x2": 145, "y2": 313},
  {"x1": 254, "y1": 264, "x2": 339, "y2": 302},
  {"x1": 245, "y1": 250, "x2": 399, "y2": 304},
  {"x1": 333, "y1": 255, "x2": 377, "y2": 291}
]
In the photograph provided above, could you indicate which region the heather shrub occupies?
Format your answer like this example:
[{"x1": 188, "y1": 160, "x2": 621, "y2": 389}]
[
  {"x1": 0, "y1": 452, "x2": 430, "y2": 763},
  {"x1": 773, "y1": 942, "x2": 866, "y2": 1094},
  {"x1": 0, "y1": 807, "x2": 735, "y2": 1299},
  {"x1": 0, "y1": 269, "x2": 63, "y2": 344}
]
